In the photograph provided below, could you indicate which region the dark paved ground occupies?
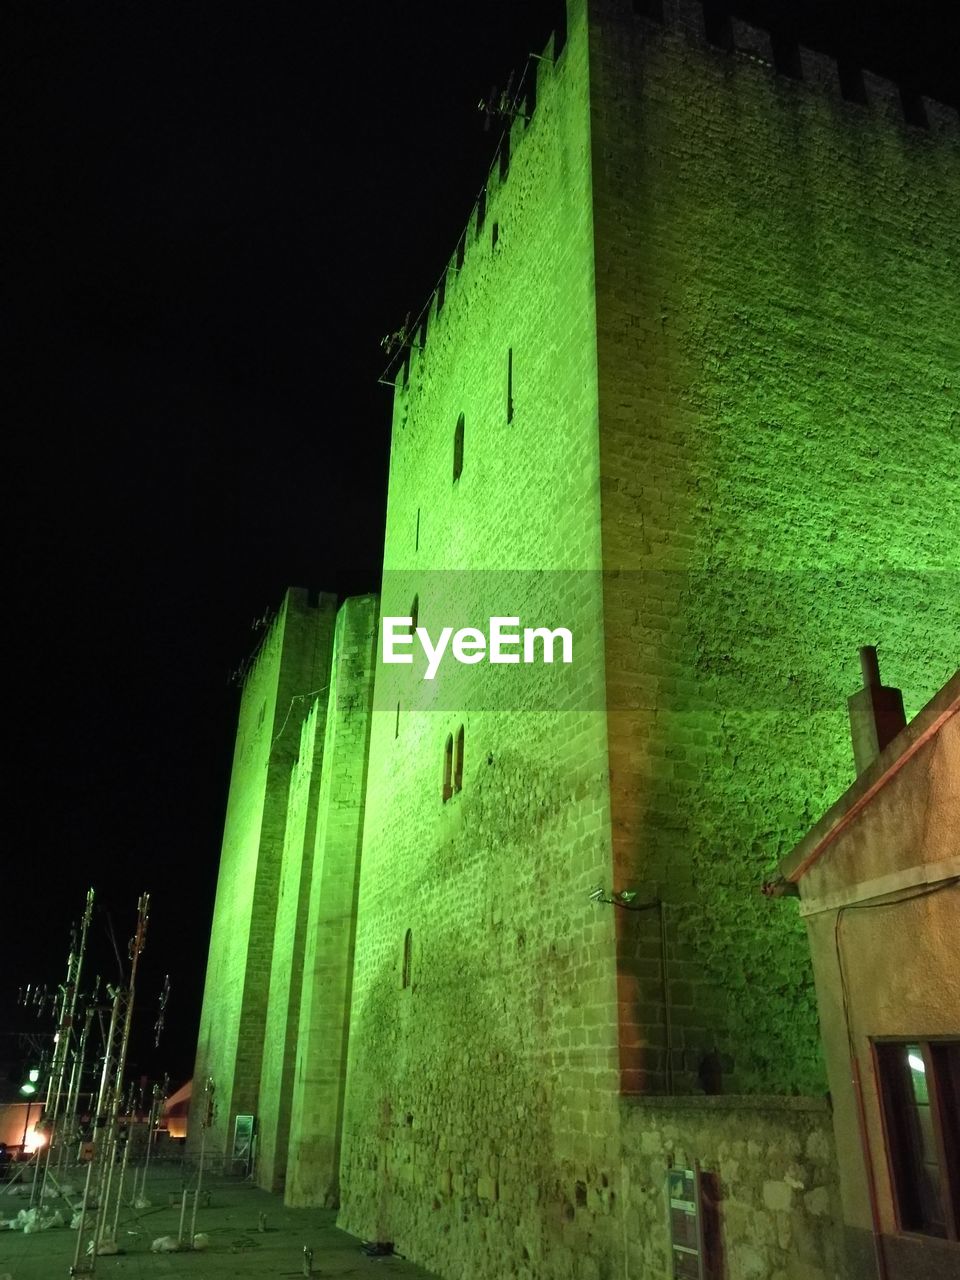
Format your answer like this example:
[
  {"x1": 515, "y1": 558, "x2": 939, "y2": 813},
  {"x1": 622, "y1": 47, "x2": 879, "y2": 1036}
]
[{"x1": 0, "y1": 1164, "x2": 436, "y2": 1280}]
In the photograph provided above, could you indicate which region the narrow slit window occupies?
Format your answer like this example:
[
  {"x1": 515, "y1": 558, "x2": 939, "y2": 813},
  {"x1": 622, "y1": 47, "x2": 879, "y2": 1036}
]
[
  {"x1": 507, "y1": 348, "x2": 514, "y2": 423},
  {"x1": 410, "y1": 594, "x2": 419, "y2": 634},
  {"x1": 453, "y1": 725, "x2": 464, "y2": 794},
  {"x1": 395, "y1": 701, "x2": 400, "y2": 739},
  {"x1": 442, "y1": 734, "x2": 453, "y2": 802},
  {"x1": 415, "y1": 507, "x2": 420, "y2": 552},
  {"x1": 453, "y1": 414, "x2": 464, "y2": 484},
  {"x1": 402, "y1": 929, "x2": 412, "y2": 989},
  {"x1": 491, "y1": 221, "x2": 499, "y2": 251}
]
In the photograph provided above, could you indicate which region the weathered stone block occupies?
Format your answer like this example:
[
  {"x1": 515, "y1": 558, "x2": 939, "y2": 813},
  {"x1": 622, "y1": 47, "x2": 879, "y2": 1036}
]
[{"x1": 763, "y1": 1179, "x2": 796, "y2": 1212}]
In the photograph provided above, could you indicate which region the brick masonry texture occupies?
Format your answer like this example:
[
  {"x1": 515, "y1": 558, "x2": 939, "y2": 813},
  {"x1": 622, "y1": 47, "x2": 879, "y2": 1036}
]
[
  {"x1": 257, "y1": 695, "x2": 325, "y2": 1191},
  {"x1": 590, "y1": 0, "x2": 959, "y2": 1102},
  {"x1": 337, "y1": 0, "x2": 957, "y2": 1276},
  {"x1": 620, "y1": 1096, "x2": 845, "y2": 1280},
  {"x1": 337, "y1": 6, "x2": 625, "y2": 1277},
  {"x1": 192, "y1": 590, "x2": 378, "y2": 1196},
  {"x1": 190, "y1": 589, "x2": 338, "y2": 1164},
  {"x1": 191, "y1": 0, "x2": 958, "y2": 1276},
  {"x1": 286, "y1": 595, "x2": 379, "y2": 1208}
]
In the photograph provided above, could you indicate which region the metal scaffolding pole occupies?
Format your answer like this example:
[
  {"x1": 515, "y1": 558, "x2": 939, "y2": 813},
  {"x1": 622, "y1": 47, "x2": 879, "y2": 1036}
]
[
  {"x1": 70, "y1": 891, "x2": 150, "y2": 1276},
  {"x1": 133, "y1": 1078, "x2": 166, "y2": 1206},
  {"x1": 188, "y1": 1078, "x2": 215, "y2": 1244},
  {"x1": 58, "y1": 1001, "x2": 95, "y2": 1175},
  {"x1": 35, "y1": 889, "x2": 95, "y2": 1207}
]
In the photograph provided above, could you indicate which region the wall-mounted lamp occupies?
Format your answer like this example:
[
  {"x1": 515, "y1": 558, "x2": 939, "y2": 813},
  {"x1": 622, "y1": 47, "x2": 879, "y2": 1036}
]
[{"x1": 588, "y1": 886, "x2": 657, "y2": 911}]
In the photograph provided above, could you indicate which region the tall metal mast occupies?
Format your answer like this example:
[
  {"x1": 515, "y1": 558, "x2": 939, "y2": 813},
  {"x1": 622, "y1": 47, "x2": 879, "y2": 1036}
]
[
  {"x1": 34, "y1": 889, "x2": 95, "y2": 1206},
  {"x1": 58, "y1": 992, "x2": 97, "y2": 1175},
  {"x1": 71, "y1": 892, "x2": 150, "y2": 1275}
]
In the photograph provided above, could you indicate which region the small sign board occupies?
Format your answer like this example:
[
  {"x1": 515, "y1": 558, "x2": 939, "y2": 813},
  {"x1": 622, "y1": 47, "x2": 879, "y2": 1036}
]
[
  {"x1": 667, "y1": 1165, "x2": 706, "y2": 1280},
  {"x1": 232, "y1": 1114, "x2": 254, "y2": 1171}
]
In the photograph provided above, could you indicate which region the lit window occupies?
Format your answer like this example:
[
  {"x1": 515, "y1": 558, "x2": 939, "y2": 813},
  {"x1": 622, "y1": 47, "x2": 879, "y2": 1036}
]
[{"x1": 875, "y1": 1039, "x2": 960, "y2": 1239}]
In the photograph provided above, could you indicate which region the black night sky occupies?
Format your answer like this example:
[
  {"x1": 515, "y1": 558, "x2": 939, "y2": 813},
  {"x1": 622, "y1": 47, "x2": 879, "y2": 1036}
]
[{"x1": 5, "y1": 1, "x2": 958, "y2": 1090}]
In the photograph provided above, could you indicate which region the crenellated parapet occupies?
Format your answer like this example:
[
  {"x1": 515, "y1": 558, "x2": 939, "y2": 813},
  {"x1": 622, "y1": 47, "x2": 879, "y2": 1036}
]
[
  {"x1": 382, "y1": 0, "x2": 956, "y2": 393},
  {"x1": 645, "y1": 0, "x2": 956, "y2": 136},
  {"x1": 385, "y1": 28, "x2": 567, "y2": 390}
]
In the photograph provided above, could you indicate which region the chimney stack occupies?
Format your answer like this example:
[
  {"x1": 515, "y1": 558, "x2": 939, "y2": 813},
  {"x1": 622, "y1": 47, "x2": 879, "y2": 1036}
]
[{"x1": 847, "y1": 646, "x2": 907, "y2": 776}]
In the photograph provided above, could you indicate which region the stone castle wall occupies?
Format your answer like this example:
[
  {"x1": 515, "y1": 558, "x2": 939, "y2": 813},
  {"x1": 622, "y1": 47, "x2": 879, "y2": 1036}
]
[
  {"x1": 590, "y1": 0, "x2": 959, "y2": 1097},
  {"x1": 257, "y1": 695, "x2": 326, "y2": 1191},
  {"x1": 337, "y1": 2, "x2": 628, "y2": 1273},
  {"x1": 286, "y1": 594, "x2": 379, "y2": 1207},
  {"x1": 191, "y1": 0, "x2": 957, "y2": 1274},
  {"x1": 336, "y1": 0, "x2": 958, "y2": 1276},
  {"x1": 190, "y1": 588, "x2": 337, "y2": 1164},
  {"x1": 620, "y1": 1096, "x2": 845, "y2": 1280}
]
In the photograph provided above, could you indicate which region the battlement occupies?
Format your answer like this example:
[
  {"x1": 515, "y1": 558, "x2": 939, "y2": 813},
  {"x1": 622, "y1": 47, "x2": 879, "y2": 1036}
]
[
  {"x1": 643, "y1": 0, "x2": 957, "y2": 135},
  {"x1": 235, "y1": 586, "x2": 329, "y2": 693},
  {"x1": 383, "y1": 0, "x2": 956, "y2": 392},
  {"x1": 384, "y1": 27, "x2": 566, "y2": 391}
]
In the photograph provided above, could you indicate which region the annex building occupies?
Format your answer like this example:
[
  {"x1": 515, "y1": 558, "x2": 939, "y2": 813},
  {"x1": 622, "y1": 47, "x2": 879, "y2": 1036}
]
[{"x1": 190, "y1": 1, "x2": 960, "y2": 1276}]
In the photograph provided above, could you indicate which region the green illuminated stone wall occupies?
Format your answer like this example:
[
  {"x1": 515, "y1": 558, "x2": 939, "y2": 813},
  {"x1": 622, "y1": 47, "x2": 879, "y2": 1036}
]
[
  {"x1": 191, "y1": 588, "x2": 337, "y2": 1164},
  {"x1": 257, "y1": 695, "x2": 326, "y2": 1191},
  {"x1": 338, "y1": 0, "x2": 958, "y2": 1276},
  {"x1": 619, "y1": 1095, "x2": 846, "y2": 1279},
  {"x1": 590, "y1": 0, "x2": 959, "y2": 1097},
  {"x1": 286, "y1": 594, "x2": 378, "y2": 1207},
  {"x1": 338, "y1": 0, "x2": 626, "y2": 1270}
]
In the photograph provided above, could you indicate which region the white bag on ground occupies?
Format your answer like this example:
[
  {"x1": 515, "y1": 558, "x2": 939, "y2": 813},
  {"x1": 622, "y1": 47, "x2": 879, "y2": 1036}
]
[{"x1": 151, "y1": 1234, "x2": 181, "y2": 1252}]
